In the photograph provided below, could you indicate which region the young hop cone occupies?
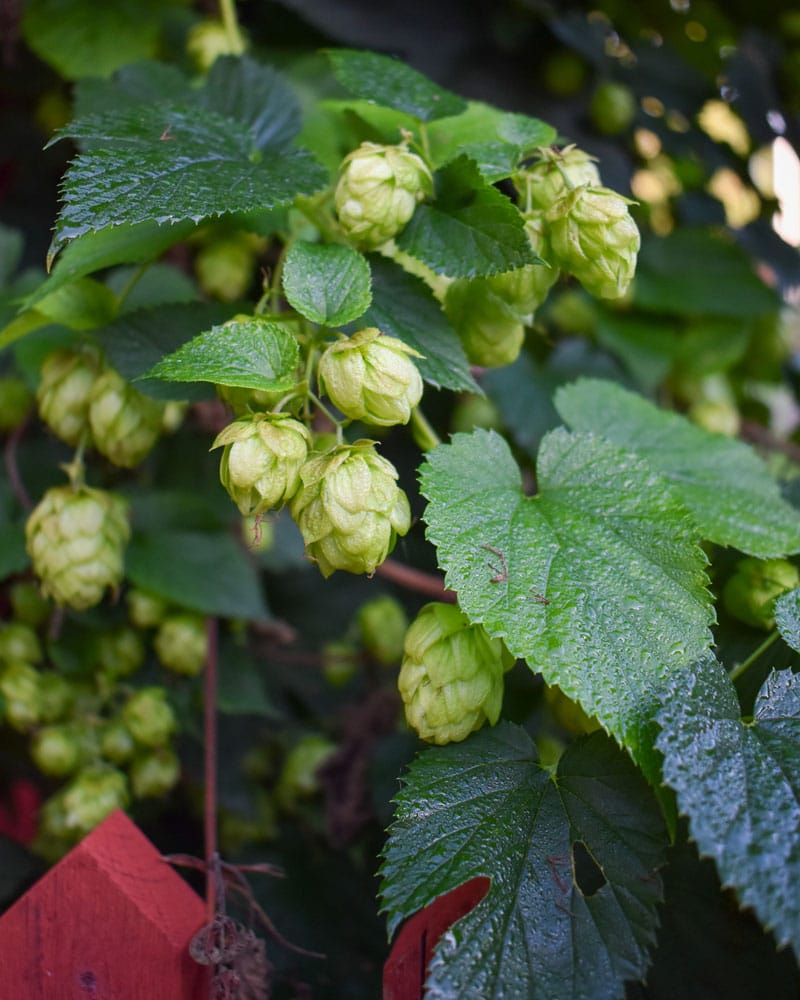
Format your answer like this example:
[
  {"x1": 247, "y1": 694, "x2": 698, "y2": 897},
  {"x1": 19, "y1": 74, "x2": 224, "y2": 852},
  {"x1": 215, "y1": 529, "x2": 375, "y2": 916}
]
[
  {"x1": 36, "y1": 346, "x2": 104, "y2": 446},
  {"x1": 444, "y1": 276, "x2": 527, "y2": 368},
  {"x1": 88, "y1": 368, "x2": 166, "y2": 468},
  {"x1": 212, "y1": 412, "x2": 312, "y2": 516},
  {"x1": 318, "y1": 328, "x2": 423, "y2": 427},
  {"x1": 546, "y1": 185, "x2": 640, "y2": 299},
  {"x1": 154, "y1": 612, "x2": 208, "y2": 677},
  {"x1": 525, "y1": 146, "x2": 601, "y2": 210},
  {"x1": 25, "y1": 485, "x2": 130, "y2": 611},
  {"x1": 335, "y1": 141, "x2": 433, "y2": 249},
  {"x1": 398, "y1": 602, "x2": 515, "y2": 745},
  {"x1": 290, "y1": 441, "x2": 411, "y2": 577}
]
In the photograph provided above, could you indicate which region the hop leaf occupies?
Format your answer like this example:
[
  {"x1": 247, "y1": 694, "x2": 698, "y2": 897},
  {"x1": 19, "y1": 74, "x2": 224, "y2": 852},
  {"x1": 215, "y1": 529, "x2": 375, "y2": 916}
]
[
  {"x1": 335, "y1": 142, "x2": 433, "y2": 249},
  {"x1": 398, "y1": 602, "x2": 514, "y2": 744},
  {"x1": 290, "y1": 440, "x2": 411, "y2": 577},
  {"x1": 318, "y1": 328, "x2": 424, "y2": 427},
  {"x1": 25, "y1": 485, "x2": 130, "y2": 611}
]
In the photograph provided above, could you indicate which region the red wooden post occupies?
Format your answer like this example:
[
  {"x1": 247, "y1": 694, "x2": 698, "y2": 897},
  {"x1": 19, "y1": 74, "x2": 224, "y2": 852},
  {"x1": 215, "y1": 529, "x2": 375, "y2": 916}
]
[
  {"x1": 382, "y1": 876, "x2": 490, "y2": 999},
  {"x1": 0, "y1": 809, "x2": 207, "y2": 999}
]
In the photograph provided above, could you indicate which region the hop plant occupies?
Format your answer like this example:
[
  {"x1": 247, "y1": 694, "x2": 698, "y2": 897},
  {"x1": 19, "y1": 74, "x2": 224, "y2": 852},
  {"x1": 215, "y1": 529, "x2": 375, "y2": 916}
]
[
  {"x1": 61, "y1": 765, "x2": 129, "y2": 834},
  {"x1": 25, "y1": 485, "x2": 130, "y2": 610},
  {"x1": 546, "y1": 185, "x2": 640, "y2": 299},
  {"x1": 100, "y1": 719, "x2": 137, "y2": 765},
  {"x1": 398, "y1": 602, "x2": 514, "y2": 745},
  {"x1": 444, "y1": 277, "x2": 526, "y2": 368},
  {"x1": 0, "y1": 662, "x2": 42, "y2": 732},
  {"x1": 0, "y1": 622, "x2": 42, "y2": 665},
  {"x1": 290, "y1": 441, "x2": 411, "y2": 577},
  {"x1": 334, "y1": 141, "x2": 433, "y2": 248},
  {"x1": 318, "y1": 328, "x2": 423, "y2": 427},
  {"x1": 524, "y1": 146, "x2": 601, "y2": 210},
  {"x1": 31, "y1": 724, "x2": 83, "y2": 778},
  {"x1": 357, "y1": 594, "x2": 408, "y2": 666},
  {"x1": 0, "y1": 375, "x2": 33, "y2": 431},
  {"x1": 723, "y1": 557, "x2": 799, "y2": 630},
  {"x1": 123, "y1": 687, "x2": 177, "y2": 748},
  {"x1": 88, "y1": 368, "x2": 166, "y2": 468},
  {"x1": 36, "y1": 346, "x2": 104, "y2": 446},
  {"x1": 154, "y1": 612, "x2": 208, "y2": 676},
  {"x1": 130, "y1": 747, "x2": 181, "y2": 798}
]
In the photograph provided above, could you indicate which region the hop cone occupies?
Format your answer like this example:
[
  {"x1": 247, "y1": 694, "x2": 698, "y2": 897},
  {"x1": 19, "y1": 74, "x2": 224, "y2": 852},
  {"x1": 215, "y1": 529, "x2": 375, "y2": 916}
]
[
  {"x1": 398, "y1": 602, "x2": 514, "y2": 745},
  {"x1": 25, "y1": 485, "x2": 130, "y2": 610},
  {"x1": 319, "y1": 328, "x2": 423, "y2": 427},
  {"x1": 444, "y1": 278, "x2": 526, "y2": 368},
  {"x1": 37, "y1": 347, "x2": 104, "y2": 446},
  {"x1": 212, "y1": 412, "x2": 311, "y2": 515},
  {"x1": 290, "y1": 441, "x2": 410, "y2": 577},
  {"x1": 88, "y1": 369, "x2": 166, "y2": 467},
  {"x1": 335, "y1": 142, "x2": 433, "y2": 248},
  {"x1": 525, "y1": 146, "x2": 601, "y2": 210},
  {"x1": 547, "y1": 185, "x2": 640, "y2": 299}
]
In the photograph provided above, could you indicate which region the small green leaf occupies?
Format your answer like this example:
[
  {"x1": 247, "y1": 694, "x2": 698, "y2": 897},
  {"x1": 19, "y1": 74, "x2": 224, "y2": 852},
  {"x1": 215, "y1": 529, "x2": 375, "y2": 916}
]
[
  {"x1": 496, "y1": 111, "x2": 558, "y2": 148},
  {"x1": 363, "y1": 257, "x2": 477, "y2": 392},
  {"x1": 143, "y1": 317, "x2": 300, "y2": 392},
  {"x1": 126, "y1": 529, "x2": 270, "y2": 621},
  {"x1": 420, "y1": 429, "x2": 713, "y2": 776},
  {"x1": 326, "y1": 49, "x2": 466, "y2": 123},
  {"x1": 282, "y1": 242, "x2": 371, "y2": 326},
  {"x1": 656, "y1": 658, "x2": 800, "y2": 953},
  {"x1": 775, "y1": 588, "x2": 800, "y2": 653},
  {"x1": 555, "y1": 378, "x2": 800, "y2": 558},
  {"x1": 396, "y1": 156, "x2": 537, "y2": 278},
  {"x1": 381, "y1": 725, "x2": 667, "y2": 999},
  {"x1": 35, "y1": 278, "x2": 118, "y2": 331}
]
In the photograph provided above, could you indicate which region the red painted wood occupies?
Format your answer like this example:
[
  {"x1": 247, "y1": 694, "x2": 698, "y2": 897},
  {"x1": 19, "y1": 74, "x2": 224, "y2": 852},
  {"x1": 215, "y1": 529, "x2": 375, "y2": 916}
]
[
  {"x1": 383, "y1": 876, "x2": 490, "y2": 999},
  {"x1": 0, "y1": 779, "x2": 41, "y2": 844},
  {"x1": 0, "y1": 809, "x2": 208, "y2": 999}
]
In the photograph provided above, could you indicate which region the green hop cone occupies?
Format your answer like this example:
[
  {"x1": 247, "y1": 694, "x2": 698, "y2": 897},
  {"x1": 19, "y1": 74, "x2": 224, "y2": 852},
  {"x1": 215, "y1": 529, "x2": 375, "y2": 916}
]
[
  {"x1": 444, "y1": 277, "x2": 526, "y2": 368},
  {"x1": 36, "y1": 346, "x2": 104, "y2": 446},
  {"x1": 95, "y1": 626, "x2": 146, "y2": 679},
  {"x1": 546, "y1": 185, "x2": 640, "y2": 300},
  {"x1": 130, "y1": 747, "x2": 181, "y2": 798},
  {"x1": 38, "y1": 672, "x2": 75, "y2": 723},
  {"x1": 25, "y1": 485, "x2": 130, "y2": 610},
  {"x1": 357, "y1": 594, "x2": 408, "y2": 666},
  {"x1": 88, "y1": 368, "x2": 166, "y2": 467},
  {"x1": 290, "y1": 441, "x2": 411, "y2": 578},
  {"x1": 723, "y1": 557, "x2": 799, "y2": 630},
  {"x1": 524, "y1": 146, "x2": 601, "y2": 210},
  {"x1": 126, "y1": 587, "x2": 168, "y2": 629},
  {"x1": 123, "y1": 687, "x2": 177, "y2": 747},
  {"x1": 9, "y1": 580, "x2": 51, "y2": 628},
  {"x1": 31, "y1": 724, "x2": 83, "y2": 778},
  {"x1": 0, "y1": 662, "x2": 42, "y2": 732},
  {"x1": 398, "y1": 602, "x2": 514, "y2": 745},
  {"x1": 61, "y1": 765, "x2": 129, "y2": 834},
  {"x1": 589, "y1": 81, "x2": 637, "y2": 135},
  {"x1": 154, "y1": 613, "x2": 208, "y2": 677},
  {"x1": 276, "y1": 735, "x2": 336, "y2": 811},
  {"x1": 100, "y1": 719, "x2": 136, "y2": 765},
  {"x1": 212, "y1": 412, "x2": 311, "y2": 516},
  {"x1": 335, "y1": 142, "x2": 433, "y2": 249},
  {"x1": 0, "y1": 622, "x2": 42, "y2": 665},
  {"x1": 318, "y1": 328, "x2": 423, "y2": 427}
]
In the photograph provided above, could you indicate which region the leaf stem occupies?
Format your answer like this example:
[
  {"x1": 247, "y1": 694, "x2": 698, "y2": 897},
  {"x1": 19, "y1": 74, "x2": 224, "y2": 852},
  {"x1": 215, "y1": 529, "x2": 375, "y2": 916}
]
[
  {"x1": 218, "y1": 0, "x2": 246, "y2": 54},
  {"x1": 204, "y1": 616, "x2": 219, "y2": 922},
  {"x1": 728, "y1": 629, "x2": 779, "y2": 682},
  {"x1": 115, "y1": 262, "x2": 150, "y2": 310},
  {"x1": 410, "y1": 406, "x2": 441, "y2": 451}
]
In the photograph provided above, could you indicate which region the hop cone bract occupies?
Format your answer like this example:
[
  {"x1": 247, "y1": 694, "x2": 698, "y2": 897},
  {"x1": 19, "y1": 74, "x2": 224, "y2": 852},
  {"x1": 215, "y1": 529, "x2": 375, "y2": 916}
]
[
  {"x1": 89, "y1": 368, "x2": 166, "y2": 467},
  {"x1": 37, "y1": 347, "x2": 104, "y2": 446}
]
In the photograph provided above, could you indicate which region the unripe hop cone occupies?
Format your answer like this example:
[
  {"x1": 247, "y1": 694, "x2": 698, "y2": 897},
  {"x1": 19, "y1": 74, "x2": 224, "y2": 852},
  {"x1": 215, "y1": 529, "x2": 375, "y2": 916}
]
[
  {"x1": 398, "y1": 602, "x2": 514, "y2": 745},
  {"x1": 335, "y1": 142, "x2": 433, "y2": 248},
  {"x1": 524, "y1": 146, "x2": 601, "y2": 211},
  {"x1": 88, "y1": 369, "x2": 166, "y2": 467},
  {"x1": 290, "y1": 441, "x2": 411, "y2": 577},
  {"x1": 547, "y1": 185, "x2": 640, "y2": 299},
  {"x1": 212, "y1": 412, "x2": 311, "y2": 516},
  {"x1": 25, "y1": 485, "x2": 130, "y2": 610},
  {"x1": 318, "y1": 328, "x2": 423, "y2": 427},
  {"x1": 36, "y1": 346, "x2": 104, "y2": 446}
]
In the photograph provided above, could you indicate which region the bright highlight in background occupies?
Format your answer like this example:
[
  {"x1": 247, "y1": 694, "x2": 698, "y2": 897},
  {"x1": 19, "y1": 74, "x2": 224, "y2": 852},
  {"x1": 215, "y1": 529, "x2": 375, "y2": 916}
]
[{"x1": 772, "y1": 136, "x2": 800, "y2": 247}]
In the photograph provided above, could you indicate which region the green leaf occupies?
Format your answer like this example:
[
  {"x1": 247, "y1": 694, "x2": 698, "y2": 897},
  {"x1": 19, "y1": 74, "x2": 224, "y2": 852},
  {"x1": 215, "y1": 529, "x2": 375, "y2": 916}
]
[
  {"x1": 1, "y1": 278, "x2": 119, "y2": 348},
  {"x1": 419, "y1": 429, "x2": 713, "y2": 774},
  {"x1": 126, "y1": 530, "x2": 269, "y2": 621},
  {"x1": 217, "y1": 636, "x2": 277, "y2": 718},
  {"x1": 326, "y1": 49, "x2": 466, "y2": 123},
  {"x1": 143, "y1": 317, "x2": 300, "y2": 393},
  {"x1": 362, "y1": 257, "x2": 477, "y2": 392},
  {"x1": 381, "y1": 725, "x2": 667, "y2": 999},
  {"x1": 49, "y1": 106, "x2": 327, "y2": 255},
  {"x1": 555, "y1": 378, "x2": 800, "y2": 558},
  {"x1": 282, "y1": 242, "x2": 371, "y2": 326},
  {"x1": 0, "y1": 523, "x2": 29, "y2": 580},
  {"x1": 396, "y1": 156, "x2": 537, "y2": 278},
  {"x1": 656, "y1": 658, "x2": 800, "y2": 953},
  {"x1": 774, "y1": 588, "x2": 800, "y2": 653}
]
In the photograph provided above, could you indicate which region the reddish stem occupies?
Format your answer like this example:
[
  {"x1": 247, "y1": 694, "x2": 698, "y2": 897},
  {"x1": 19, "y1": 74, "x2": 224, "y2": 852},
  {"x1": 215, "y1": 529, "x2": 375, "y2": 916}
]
[
  {"x1": 204, "y1": 616, "x2": 219, "y2": 922},
  {"x1": 5, "y1": 417, "x2": 32, "y2": 511},
  {"x1": 375, "y1": 558, "x2": 455, "y2": 601}
]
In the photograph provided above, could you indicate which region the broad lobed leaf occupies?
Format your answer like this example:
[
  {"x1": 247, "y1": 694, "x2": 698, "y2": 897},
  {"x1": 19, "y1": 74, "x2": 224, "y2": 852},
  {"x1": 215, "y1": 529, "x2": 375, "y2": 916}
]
[
  {"x1": 282, "y1": 242, "x2": 371, "y2": 327},
  {"x1": 775, "y1": 588, "x2": 800, "y2": 653},
  {"x1": 381, "y1": 724, "x2": 667, "y2": 1000}
]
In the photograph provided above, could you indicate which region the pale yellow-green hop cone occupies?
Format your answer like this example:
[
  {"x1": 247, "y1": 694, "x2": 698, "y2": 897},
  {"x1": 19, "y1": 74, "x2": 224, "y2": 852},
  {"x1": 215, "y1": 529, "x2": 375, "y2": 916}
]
[
  {"x1": 444, "y1": 278, "x2": 526, "y2": 368},
  {"x1": 154, "y1": 612, "x2": 208, "y2": 676},
  {"x1": 61, "y1": 765, "x2": 129, "y2": 834},
  {"x1": 524, "y1": 145, "x2": 601, "y2": 210},
  {"x1": 398, "y1": 602, "x2": 515, "y2": 745},
  {"x1": 335, "y1": 142, "x2": 433, "y2": 249},
  {"x1": 318, "y1": 328, "x2": 423, "y2": 427},
  {"x1": 25, "y1": 485, "x2": 130, "y2": 611},
  {"x1": 88, "y1": 368, "x2": 166, "y2": 468},
  {"x1": 546, "y1": 185, "x2": 640, "y2": 300},
  {"x1": 290, "y1": 441, "x2": 411, "y2": 577},
  {"x1": 212, "y1": 411, "x2": 312, "y2": 516},
  {"x1": 36, "y1": 346, "x2": 104, "y2": 446}
]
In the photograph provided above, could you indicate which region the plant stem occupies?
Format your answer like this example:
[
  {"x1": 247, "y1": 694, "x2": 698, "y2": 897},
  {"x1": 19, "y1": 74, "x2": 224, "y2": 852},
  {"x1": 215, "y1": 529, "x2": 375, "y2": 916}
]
[
  {"x1": 115, "y1": 261, "x2": 149, "y2": 310},
  {"x1": 204, "y1": 616, "x2": 219, "y2": 921},
  {"x1": 376, "y1": 558, "x2": 455, "y2": 600},
  {"x1": 219, "y1": 0, "x2": 246, "y2": 54},
  {"x1": 5, "y1": 416, "x2": 32, "y2": 510},
  {"x1": 728, "y1": 629, "x2": 779, "y2": 682},
  {"x1": 411, "y1": 406, "x2": 441, "y2": 451}
]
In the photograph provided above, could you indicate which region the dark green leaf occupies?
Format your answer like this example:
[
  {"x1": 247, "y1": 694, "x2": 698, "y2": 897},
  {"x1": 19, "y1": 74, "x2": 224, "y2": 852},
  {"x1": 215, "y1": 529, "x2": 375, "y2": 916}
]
[
  {"x1": 420, "y1": 429, "x2": 713, "y2": 775},
  {"x1": 656, "y1": 658, "x2": 800, "y2": 953},
  {"x1": 73, "y1": 60, "x2": 193, "y2": 117},
  {"x1": 217, "y1": 636, "x2": 277, "y2": 718},
  {"x1": 381, "y1": 725, "x2": 666, "y2": 999},
  {"x1": 326, "y1": 49, "x2": 466, "y2": 123},
  {"x1": 775, "y1": 588, "x2": 800, "y2": 653},
  {"x1": 396, "y1": 157, "x2": 537, "y2": 278},
  {"x1": 593, "y1": 314, "x2": 679, "y2": 392},
  {"x1": 0, "y1": 523, "x2": 29, "y2": 580},
  {"x1": 0, "y1": 223, "x2": 23, "y2": 284},
  {"x1": 126, "y1": 530, "x2": 269, "y2": 621},
  {"x1": 282, "y1": 242, "x2": 371, "y2": 326},
  {"x1": 555, "y1": 379, "x2": 800, "y2": 557},
  {"x1": 143, "y1": 317, "x2": 300, "y2": 393},
  {"x1": 363, "y1": 257, "x2": 477, "y2": 392}
]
